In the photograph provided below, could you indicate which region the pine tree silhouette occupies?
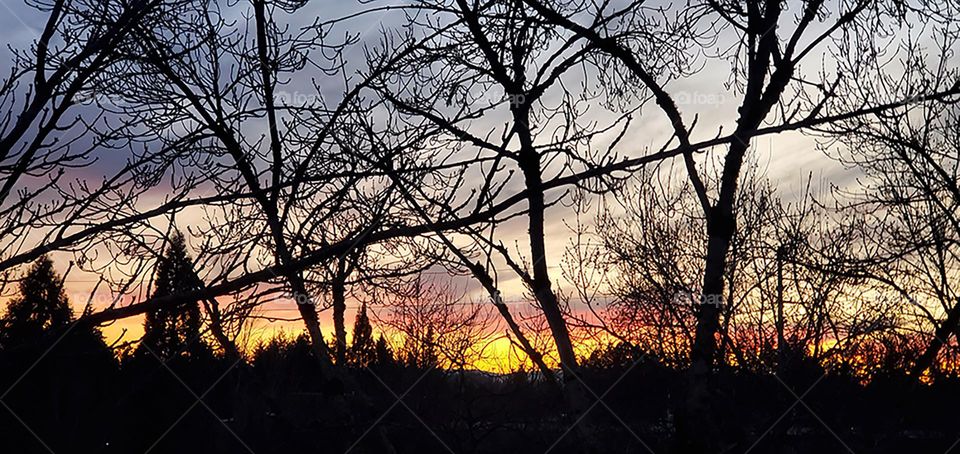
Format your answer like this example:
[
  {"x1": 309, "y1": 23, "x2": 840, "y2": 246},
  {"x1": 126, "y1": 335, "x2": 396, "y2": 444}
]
[
  {"x1": 348, "y1": 303, "x2": 376, "y2": 366},
  {"x1": 136, "y1": 231, "x2": 208, "y2": 360},
  {"x1": 374, "y1": 334, "x2": 394, "y2": 368},
  {"x1": 0, "y1": 255, "x2": 73, "y2": 349},
  {"x1": 0, "y1": 256, "x2": 115, "y2": 452}
]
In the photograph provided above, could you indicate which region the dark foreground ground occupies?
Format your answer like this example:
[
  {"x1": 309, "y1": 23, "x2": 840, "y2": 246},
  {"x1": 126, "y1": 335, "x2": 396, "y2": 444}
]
[{"x1": 1, "y1": 336, "x2": 958, "y2": 454}]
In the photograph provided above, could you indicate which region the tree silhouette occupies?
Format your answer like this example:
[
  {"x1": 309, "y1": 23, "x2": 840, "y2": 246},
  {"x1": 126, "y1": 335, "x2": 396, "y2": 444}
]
[
  {"x1": 374, "y1": 334, "x2": 394, "y2": 368},
  {"x1": 135, "y1": 231, "x2": 207, "y2": 360},
  {"x1": 349, "y1": 303, "x2": 376, "y2": 367},
  {"x1": 0, "y1": 255, "x2": 73, "y2": 349},
  {"x1": 0, "y1": 256, "x2": 116, "y2": 452}
]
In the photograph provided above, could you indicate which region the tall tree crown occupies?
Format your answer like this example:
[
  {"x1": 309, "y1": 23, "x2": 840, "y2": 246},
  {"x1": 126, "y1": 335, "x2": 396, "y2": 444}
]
[
  {"x1": 137, "y1": 231, "x2": 207, "y2": 360},
  {"x1": 349, "y1": 303, "x2": 376, "y2": 366},
  {"x1": 0, "y1": 255, "x2": 73, "y2": 349}
]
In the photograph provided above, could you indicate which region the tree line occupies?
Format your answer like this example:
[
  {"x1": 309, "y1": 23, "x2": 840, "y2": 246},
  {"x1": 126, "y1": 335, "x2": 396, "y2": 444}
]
[{"x1": 3, "y1": 0, "x2": 960, "y2": 452}]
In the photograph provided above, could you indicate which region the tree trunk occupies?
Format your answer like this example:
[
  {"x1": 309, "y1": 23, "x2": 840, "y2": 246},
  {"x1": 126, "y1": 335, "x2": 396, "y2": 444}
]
[
  {"x1": 332, "y1": 258, "x2": 348, "y2": 366},
  {"x1": 776, "y1": 245, "x2": 786, "y2": 367},
  {"x1": 513, "y1": 107, "x2": 579, "y2": 376},
  {"x1": 913, "y1": 298, "x2": 960, "y2": 377},
  {"x1": 513, "y1": 103, "x2": 597, "y2": 451},
  {"x1": 678, "y1": 142, "x2": 746, "y2": 452}
]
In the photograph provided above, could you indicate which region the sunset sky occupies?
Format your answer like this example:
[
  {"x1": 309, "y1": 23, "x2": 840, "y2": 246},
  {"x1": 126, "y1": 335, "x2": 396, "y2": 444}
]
[
  {"x1": 0, "y1": 0, "x2": 859, "y2": 369},
  {"x1": 7, "y1": 2, "x2": 960, "y2": 453}
]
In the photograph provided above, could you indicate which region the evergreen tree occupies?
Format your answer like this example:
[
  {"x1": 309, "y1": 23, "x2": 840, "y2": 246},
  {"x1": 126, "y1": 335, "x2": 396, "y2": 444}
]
[
  {"x1": 0, "y1": 255, "x2": 73, "y2": 349},
  {"x1": 348, "y1": 303, "x2": 376, "y2": 366},
  {"x1": 373, "y1": 334, "x2": 394, "y2": 368},
  {"x1": 136, "y1": 231, "x2": 208, "y2": 360},
  {"x1": 0, "y1": 256, "x2": 116, "y2": 452}
]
